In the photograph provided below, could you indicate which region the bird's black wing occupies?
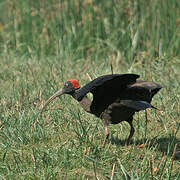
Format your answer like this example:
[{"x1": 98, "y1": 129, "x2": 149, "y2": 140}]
[
  {"x1": 76, "y1": 74, "x2": 140, "y2": 116},
  {"x1": 123, "y1": 80, "x2": 163, "y2": 103},
  {"x1": 76, "y1": 74, "x2": 139, "y2": 100}
]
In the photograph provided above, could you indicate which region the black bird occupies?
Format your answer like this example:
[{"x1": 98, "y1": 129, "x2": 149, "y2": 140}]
[{"x1": 41, "y1": 74, "x2": 162, "y2": 145}]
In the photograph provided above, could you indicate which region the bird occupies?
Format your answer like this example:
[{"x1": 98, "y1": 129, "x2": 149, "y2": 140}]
[{"x1": 41, "y1": 74, "x2": 162, "y2": 145}]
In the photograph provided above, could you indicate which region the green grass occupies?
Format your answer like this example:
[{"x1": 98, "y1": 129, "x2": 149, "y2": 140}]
[{"x1": 0, "y1": 0, "x2": 180, "y2": 179}]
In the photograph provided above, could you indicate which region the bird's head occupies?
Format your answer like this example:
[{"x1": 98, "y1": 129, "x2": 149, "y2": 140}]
[
  {"x1": 40, "y1": 79, "x2": 80, "y2": 113},
  {"x1": 62, "y1": 79, "x2": 80, "y2": 94}
]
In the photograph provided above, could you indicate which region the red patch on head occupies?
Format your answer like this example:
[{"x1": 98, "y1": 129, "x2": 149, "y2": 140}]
[{"x1": 69, "y1": 79, "x2": 80, "y2": 89}]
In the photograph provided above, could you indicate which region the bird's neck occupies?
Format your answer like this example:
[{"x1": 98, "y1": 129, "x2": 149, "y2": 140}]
[{"x1": 72, "y1": 92, "x2": 92, "y2": 113}]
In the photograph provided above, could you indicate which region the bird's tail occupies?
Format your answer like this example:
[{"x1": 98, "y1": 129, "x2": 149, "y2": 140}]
[
  {"x1": 151, "y1": 105, "x2": 163, "y2": 112},
  {"x1": 121, "y1": 100, "x2": 163, "y2": 112}
]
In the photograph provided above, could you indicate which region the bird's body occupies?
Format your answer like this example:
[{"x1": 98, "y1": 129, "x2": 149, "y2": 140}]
[{"x1": 41, "y1": 74, "x2": 162, "y2": 145}]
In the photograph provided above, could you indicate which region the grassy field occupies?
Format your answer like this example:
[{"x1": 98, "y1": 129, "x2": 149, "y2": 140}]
[{"x1": 0, "y1": 0, "x2": 180, "y2": 179}]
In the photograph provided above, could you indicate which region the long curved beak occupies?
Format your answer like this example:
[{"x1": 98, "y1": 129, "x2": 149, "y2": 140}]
[{"x1": 40, "y1": 88, "x2": 64, "y2": 113}]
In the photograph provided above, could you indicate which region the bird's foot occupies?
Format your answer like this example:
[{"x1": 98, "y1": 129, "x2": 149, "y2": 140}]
[{"x1": 126, "y1": 139, "x2": 131, "y2": 146}]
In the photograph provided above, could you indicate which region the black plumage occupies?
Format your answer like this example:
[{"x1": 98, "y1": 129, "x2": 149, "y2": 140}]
[{"x1": 41, "y1": 74, "x2": 162, "y2": 145}]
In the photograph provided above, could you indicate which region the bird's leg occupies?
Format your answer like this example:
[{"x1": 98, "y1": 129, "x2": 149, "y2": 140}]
[
  {"x1": 103, "y1": 123, "x2": 109, "y2": 146},
  {"x1": 126, "y1": 118, "x2": 135, "y2": 145},
  {"x1": 145, "y1": 109, "x2": 148, "y2": 140}
]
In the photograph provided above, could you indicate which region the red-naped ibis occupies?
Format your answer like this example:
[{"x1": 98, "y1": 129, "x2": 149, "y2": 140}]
[{"x1": 41, "y1": 74, "x2": 162, "y2": 145}]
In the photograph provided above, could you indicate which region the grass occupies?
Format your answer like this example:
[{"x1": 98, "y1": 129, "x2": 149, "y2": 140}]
[{"x1": 0, "y1": 0, "x2": 180, "y2": 179}]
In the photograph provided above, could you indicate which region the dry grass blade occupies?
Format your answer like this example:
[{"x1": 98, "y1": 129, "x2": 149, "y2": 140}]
[{"x1": 110, "y1": 163, "x2": 115, "y2": 180}]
